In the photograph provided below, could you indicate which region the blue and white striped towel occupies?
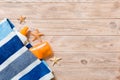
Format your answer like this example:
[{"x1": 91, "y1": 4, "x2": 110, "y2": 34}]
[{"x1": 0, "y1": 18, "x2": 54, "y2": 80}]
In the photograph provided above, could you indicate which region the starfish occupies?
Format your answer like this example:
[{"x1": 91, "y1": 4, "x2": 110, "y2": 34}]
[
  {"x1": 50, "y1": 57, "x2": 62, "y2": 66},
  {"x1": 17, "y1": 16, "x2": 26, "y2": 24},
  {"x1": 30, "y1": 29, "x2": 43, "y2": 42}
]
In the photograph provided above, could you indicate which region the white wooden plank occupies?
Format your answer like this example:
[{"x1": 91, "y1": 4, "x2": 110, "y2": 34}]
[
  {"x1": 9, "y1": 19, "x2": 120, "y2": 36},
  {"x1": 28, "y1": 36, "x2": 120, "y2": 52},
  {"x1": 0, "y1": 3, "x2": 119, "y2": 19},
  {"x1": 0, "y1": 0, "x2": 120, "y2": 3}
]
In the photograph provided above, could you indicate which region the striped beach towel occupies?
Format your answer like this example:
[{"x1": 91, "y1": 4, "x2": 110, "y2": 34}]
[{"x1": 0, "y1": 19, "x2": 54, "y2": 80}]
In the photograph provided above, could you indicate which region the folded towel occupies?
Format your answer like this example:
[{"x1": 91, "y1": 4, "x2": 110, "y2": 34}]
[{"x1": 0, "y1": 19, "x2": 54, "y2": 80}]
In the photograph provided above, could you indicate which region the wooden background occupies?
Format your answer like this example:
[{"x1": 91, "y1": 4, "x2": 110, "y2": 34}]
[{"x1": 1, "y1": 0, "x2": 120, "y2": 80}]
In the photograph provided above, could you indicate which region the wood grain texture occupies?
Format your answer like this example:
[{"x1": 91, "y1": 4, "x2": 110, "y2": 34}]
[
  {"x1": 0, "y1": 2, "x2": 120, "y2": 19},
  {"x1": 47, "y1": 52, "x2": 120, "y2": 80},
  {"x1": 0, "y1": 0, "x2": 120, "y2": 2},
  {"x1": 11, "y1": 19, "x2": 120, "y2": 36},
  {"x1": 42, "y1": 36, "x2": 120, "y2": 52},
  {"x1": 0, "y1": 0, "x2": 120, "y2": 80}
]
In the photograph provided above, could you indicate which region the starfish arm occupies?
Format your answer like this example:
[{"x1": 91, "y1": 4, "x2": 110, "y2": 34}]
[
  {"x1": 53, "y1": 61, "x2": 57, "y2": 66},
  {"x1": 38, "y1": 33, "x2": 44, "y2": 36},
  {"x1": 58, "y1": 58, "x2": 62, "y2": 61},
  {"x1": 32, "y1": 37, "x2": 37, "y2": 41},
  {"x1": 50, "y1": 59, "x2": 53, "y2": 61},
  {"x1": 53, "y1": 63, "x2": 55, "y2": 66},
  {"x1": 20, "y1": 21, "x2": 22, "y2": 24},
  {"x1": 18, "y1": 16, "x2": 26, "y2": 24},
  {"x1": 30, "y1": 32, "x2": 36, "y2": 36},
  {"x1": 50, "y1": 57, "x2": 55, "y2": 61}
]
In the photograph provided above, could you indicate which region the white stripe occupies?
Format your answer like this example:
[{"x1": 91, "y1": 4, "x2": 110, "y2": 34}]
[
  {"x1": 26, "y1": 42, "x2": 30, "y2": 46},
  {"x1": 0, "y1": 47, "x2": 28, "y2": 71},
  {"x1": 13, "y1": 28, "x2": 27, "y2": 44},
  {"x1": 16, "y1": 32, "x2": 27, "y2": 44},
  {"x1": 0, "y1": 32, "x2": 16, "y2": 47},
  {"x1": 39, "y1": 72, "x2": 54, "y2": 80},
  {"x1": 11, "y1": 59, "x2": 41, "y2": 80}
]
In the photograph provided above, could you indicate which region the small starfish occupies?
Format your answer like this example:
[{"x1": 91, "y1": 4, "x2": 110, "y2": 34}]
[
  {"x1": 50, "y1": 57, "x2": 62, "y2": 66},
  {"x1": 17, "y1": 16, "x2": 26, "y2": 24},
  {"x1": 30, "y1": 29, "x2": 43, "y2": 42}
]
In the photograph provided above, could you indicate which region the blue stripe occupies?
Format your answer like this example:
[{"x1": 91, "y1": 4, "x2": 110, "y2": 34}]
[
  {"x1": 0, "y1": 50, "x2": 36, "y2": 80},
  {"x1": 41, "y1": 59, "x2": 49, "y2": 67},
  {"x1": 0, "y1": 50, "x2": 37, "y2": 80},
  {"x1": 0, "y1": 19, "x2": 13, "y2": 40},
  {"x1": 6, "y1": 19, "x2": 14, "y2": 29},
  {"x1": 20, "y1": 61, "x2": 51, "y2": 80},
  {"x1": 26, "y1": 43, "x2": 32, "y2": 49},
  {"x1": 0, "y1": 19, "x2": 53, "y2": 80},
  {"x1": 0, "y1": 36, "x2": 24, "y2": 64}
]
